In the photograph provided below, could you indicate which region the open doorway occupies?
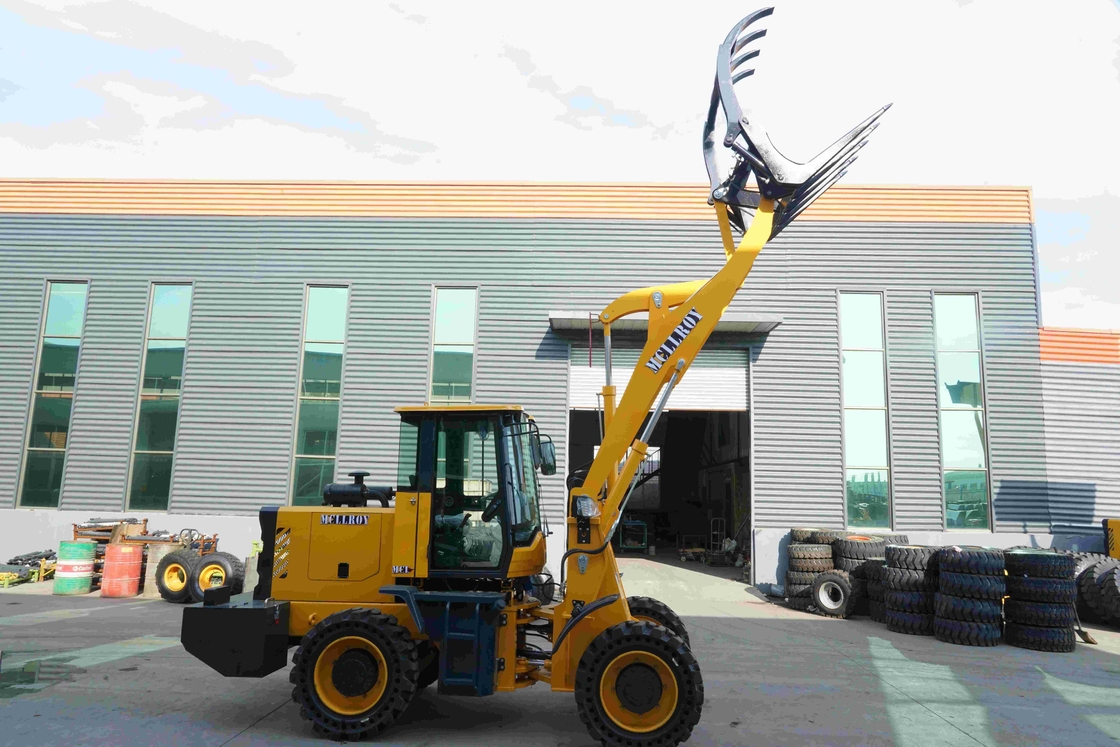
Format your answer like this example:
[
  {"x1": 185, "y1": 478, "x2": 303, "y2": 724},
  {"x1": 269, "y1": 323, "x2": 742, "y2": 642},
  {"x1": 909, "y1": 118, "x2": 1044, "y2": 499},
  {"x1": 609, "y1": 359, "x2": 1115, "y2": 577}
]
[{"x1": 568, "y1": 409, "x2": 750, "y2": 577}]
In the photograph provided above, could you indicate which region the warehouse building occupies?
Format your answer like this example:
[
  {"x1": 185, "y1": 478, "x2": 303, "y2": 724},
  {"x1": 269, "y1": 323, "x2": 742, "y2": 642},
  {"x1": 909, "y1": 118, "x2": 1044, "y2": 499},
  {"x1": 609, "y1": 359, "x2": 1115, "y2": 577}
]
[{"x1": 1, "y1": 180, "x2": 1117, "y2": 586}]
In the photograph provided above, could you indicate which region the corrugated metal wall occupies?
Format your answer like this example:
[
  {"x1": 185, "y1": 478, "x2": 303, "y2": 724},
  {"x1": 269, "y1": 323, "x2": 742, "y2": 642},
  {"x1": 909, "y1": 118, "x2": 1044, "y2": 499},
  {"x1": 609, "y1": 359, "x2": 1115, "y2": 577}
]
[
  {"x1": 0, "y1": 214, "x2": 1043, "y2": 533},
  {"x1": 568, "y1": 348, "x2": 749, "y2": 411},
  {"x1": 0, "y1": 276, "x2": 42, "y2": 502},
  {"x1": 1042, "y1": 361, "x2": 1120, "y2": 532}
]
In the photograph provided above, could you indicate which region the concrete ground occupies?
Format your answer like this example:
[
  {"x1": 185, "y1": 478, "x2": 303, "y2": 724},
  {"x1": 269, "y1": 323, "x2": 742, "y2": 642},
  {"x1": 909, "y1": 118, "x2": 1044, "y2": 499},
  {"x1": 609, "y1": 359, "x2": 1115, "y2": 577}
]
[{"x1": 3, "y1": 559, "x2": 1120, "y2": 747}]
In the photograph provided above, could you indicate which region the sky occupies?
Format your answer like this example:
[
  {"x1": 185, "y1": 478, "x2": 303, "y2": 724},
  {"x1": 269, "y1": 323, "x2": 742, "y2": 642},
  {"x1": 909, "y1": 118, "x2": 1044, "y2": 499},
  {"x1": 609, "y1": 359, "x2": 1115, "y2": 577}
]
[{"x1": 1, "y1": 0, "x2": 1118, "y2": 330}]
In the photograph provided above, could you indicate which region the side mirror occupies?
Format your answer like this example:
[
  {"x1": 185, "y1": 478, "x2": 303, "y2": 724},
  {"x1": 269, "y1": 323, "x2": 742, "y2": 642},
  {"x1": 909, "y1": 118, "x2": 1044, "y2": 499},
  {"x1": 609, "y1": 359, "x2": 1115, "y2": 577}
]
[{"x1": 538, "y1": 437, "x2": 557, "y2": 476}]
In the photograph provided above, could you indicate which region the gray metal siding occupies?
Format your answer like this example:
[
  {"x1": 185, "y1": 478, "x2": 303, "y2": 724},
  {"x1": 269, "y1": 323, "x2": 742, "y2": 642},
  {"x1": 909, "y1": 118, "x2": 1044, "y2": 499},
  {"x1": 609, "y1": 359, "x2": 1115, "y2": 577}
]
[
  {"x1": 1042, "y1": 361, "x2": 1120, "y2": 532},
  {"x1": 0, "y1": 276, "x2": 43, "y2": 508},
  {"x1": 0, "y1": 216, "x2": 1042, "y2": 533},
  {"x1": 59, "y1": 279, "x2": 148, "y2": 511}
]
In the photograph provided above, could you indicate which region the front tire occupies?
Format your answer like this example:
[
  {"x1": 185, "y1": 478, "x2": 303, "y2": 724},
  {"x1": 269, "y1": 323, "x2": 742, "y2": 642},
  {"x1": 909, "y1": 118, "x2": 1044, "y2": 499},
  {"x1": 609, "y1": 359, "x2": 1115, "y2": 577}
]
[
  {"x1": 575, "y1": 621, "x2": 703, "y2": 746},
  {"x1": 627, "y1": 596, "x2": 691, "y2": 647},
  {"x1": 188, "y1": 551, "x2": 244, "y2": 602},
  {"x1": 290, "y1": 608, "x2": 419, "y2": 740},
  {"x1": 155, "y1": 549, "x2": 199, "y2": 603}
]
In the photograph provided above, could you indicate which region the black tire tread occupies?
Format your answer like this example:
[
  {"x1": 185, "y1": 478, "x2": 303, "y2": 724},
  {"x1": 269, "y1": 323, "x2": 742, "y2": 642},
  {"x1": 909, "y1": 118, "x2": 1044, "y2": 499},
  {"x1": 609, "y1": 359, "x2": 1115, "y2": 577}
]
[
  {"x1": 1004, "y1": 599, "x2": 1076, "y2": 628},
  {"x1": 886, "y1": 545, "x2": 941, "y2": 572},
  {"x1": 933, "y1": 618, "x2": 1001, "y2": 647},
  {"x1": 939, "y1": 572, "x2": 1005, "y2": 600},
  {"x1": 788, "y1": 558, "x2": 834, "y2": 573},
  {"x1": 788, "y1": 544, "x2": 832, "y2": 560},
  {"x1": 885, "y1": 590, "x2": 935, "y2": 614},
  {"x1": 785, "y1": 571, "x2": 821, "y2": 587},
  {"x1": 886, "y1": 609, "x2": 934, "y2": 636},
  {"x1": 290, "y1": 608, "x2": 420, "y2": 740},
  {"x1": 883, "y1": 566, "x2": 939, "y2": 592},
  {"x1": 575, "y1": 621, "x2": 703, "y2": 747},
  {"x1": 155, "y1": 549, "x2": 200, "y2": 603},
  {"x1": 627, "y1": 596, "x2": 691, "y2": 647},
  {"x1": 1006, "y1": 575, "x2": 1077, "y2": 604},
  {"x1": 1005, "y1": 622, "x2": 1076, "y2": 653},
  {"x1": 834, "y1": 536, "x2": 887, "y2": 560},
  {"x1": 938, "y1": 546, "x2": 1005, "y2": 576},
  {"x1": 811, "y1": 570, "x2": 859, "y2": 619},
  {"x1": 934, "y1": 593, "x2": 1002, "y2": 623},
  {"x1": 1004, "y1": 549, "x2": 1076, "y2": 579}
]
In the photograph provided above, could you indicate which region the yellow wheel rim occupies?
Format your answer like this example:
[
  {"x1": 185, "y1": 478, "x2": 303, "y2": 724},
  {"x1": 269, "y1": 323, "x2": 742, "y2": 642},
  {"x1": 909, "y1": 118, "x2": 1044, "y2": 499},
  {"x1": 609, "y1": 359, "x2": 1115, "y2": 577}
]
[
  {"x1": 313, "y1": 636, "x2": 388, "y2": 716},
  {"x1": 163, "y1": 563, "x2": 188, "y2": 593},
  {"x1": 599, "y1": 650, "x2": 679, "y2": 734},
  {"x1": 198, "y1": 564, "x2": 226, "y2": 589}
]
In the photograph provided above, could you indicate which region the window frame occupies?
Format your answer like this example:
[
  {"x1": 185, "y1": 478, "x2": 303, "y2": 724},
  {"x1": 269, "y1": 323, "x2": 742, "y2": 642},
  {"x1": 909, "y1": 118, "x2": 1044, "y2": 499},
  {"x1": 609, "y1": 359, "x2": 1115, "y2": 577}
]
[
  {"x1": 17, "y1": 278, "x2": 91, "y2": 508},
  {"x1": 124, "y1": 281, "x2": 194, "y2": 512},
  {"x1": 427, "y1": 285, "x2": 480, "y2": 404},
  {"x1": 932, "y1": 290, "x2": 994, "y2": 531},
  {"x1": 837, "y1": 289, "x2": 895, "y2": 531},
  {"x1": 288, "y1": 283, "x2": 352, "y2": 505}
]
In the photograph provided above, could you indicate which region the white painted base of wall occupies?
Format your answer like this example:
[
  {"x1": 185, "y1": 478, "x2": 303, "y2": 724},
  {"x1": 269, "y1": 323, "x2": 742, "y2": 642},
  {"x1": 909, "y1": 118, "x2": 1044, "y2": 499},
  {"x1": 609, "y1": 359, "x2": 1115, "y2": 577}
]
[
  {"x1": 0, "y1": 509, "x2": 263, "y2": 563},
  {"x1": 752, "y1": 527, "x2": 1106, "y2": 591}
]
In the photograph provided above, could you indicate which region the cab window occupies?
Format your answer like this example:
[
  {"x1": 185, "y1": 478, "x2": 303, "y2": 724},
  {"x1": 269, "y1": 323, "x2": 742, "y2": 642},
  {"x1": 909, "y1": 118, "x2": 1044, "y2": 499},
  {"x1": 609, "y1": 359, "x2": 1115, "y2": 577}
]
[
  {"x1": 432, "y1": 417, "x2": 504, "y2": 570},
  {"x1": 503, "y1": 419, "x2": 542, "y2": 545}
]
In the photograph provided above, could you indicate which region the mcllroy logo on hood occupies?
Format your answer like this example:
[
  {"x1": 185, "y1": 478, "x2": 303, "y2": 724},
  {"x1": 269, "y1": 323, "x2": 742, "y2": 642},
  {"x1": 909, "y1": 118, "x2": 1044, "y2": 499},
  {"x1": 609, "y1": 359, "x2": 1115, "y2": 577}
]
[
  {"x1": 321, "y1": 514, "x2": 369, "y2": 525},
  {"x1": 644, "y1": 308, "x2": 703, "y2": 373}
]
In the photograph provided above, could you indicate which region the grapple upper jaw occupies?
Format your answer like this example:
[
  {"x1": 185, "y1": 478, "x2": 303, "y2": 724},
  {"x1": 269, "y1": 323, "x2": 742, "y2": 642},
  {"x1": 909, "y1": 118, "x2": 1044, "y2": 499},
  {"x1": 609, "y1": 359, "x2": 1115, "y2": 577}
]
[{"x1": 702, "y1": 8, "x2": 890, "y2": 238}]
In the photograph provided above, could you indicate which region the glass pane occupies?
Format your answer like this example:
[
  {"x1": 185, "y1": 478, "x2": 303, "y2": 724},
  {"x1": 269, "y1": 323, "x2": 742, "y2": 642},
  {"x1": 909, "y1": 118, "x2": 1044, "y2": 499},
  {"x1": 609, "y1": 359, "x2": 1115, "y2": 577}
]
[
  {"x1": 37, "y1": 338, "x2": 80, "y2": 391},
  {"x1": 942, "y1": 410, "x2": 986, "y2": 469},
  {"x1": 846, "y1": 469, "x2": 890, "y2": 528},
  {"x1": 305, "y1": 286, "x2": 349, "y2": 342},
  {"x1": 142, "y1": 341, "x2": 185, "y2": 394},
  {"x1": 935, "y1": 294, "x2": 979, "y2": 351},
  {"x1": 148, "y1": 285, "x2": 193, "y2": 338},
  {"x1": 397, "y1": 419, "x2": 420, "y2": 490},
  {"x1": 27, "y1": 393, "x2": 73, "y2": 449},
  {"x1": 135, "y1": 396, "x2": 181, "y2": 452},
  {"x1": 301, "y1": 343, "x2": 344, "y2": 397},
  {"x1": 433, "y1": 417, "x2": 502, "y2": 570},
  {"x1": 839, "y1": 293, "x2": 883, "y2": 349},
  {"x1": 293, "y1": 457, "x2": 335, "y2": 505},
  {"x1": 945, "y1": 470, "x2": 989, "y2": 529},
  {"x1": 296, "y1": 399, "x2": 339, "y2": 456},
  {"x1": 844, "y1": 409, "x2": 888, "y2": 467},
  {"x1": 44, "y1": 282, "x2": 88, "y2": 337},
  {"x1": 20, "y1": 450, "x2": 66, "y2": 507},
  {"x1": 431, "y1": 345, "x2": 473, "y2": 401},
  {"x1": 508, "y1": 421, "x2": 542, "y2": 544},
  {"x1": 938, "y1": 352, "x2": 983, "y2": 408},
  {"x1": 433, "y1": 288, "x2": 477, "y2": 345},
  {"x1": 129, "y1": 452, "x2": 173, "y2": 510},
  {"x1": 842, "y1": 351, "x2": 886, "y2": 407}
]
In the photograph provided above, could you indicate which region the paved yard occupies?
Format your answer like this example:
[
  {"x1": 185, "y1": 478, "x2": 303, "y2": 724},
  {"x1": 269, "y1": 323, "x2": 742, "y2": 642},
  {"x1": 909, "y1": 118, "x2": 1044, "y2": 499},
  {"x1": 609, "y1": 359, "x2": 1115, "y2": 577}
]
[{"x1": 3, "y1": 558, "x2": 1120, "y2": 746}]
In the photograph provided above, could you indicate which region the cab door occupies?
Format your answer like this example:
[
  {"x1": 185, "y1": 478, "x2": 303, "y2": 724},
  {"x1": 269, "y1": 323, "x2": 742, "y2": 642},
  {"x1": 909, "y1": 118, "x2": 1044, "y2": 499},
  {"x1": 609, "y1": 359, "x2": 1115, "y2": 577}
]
[{"x1": 392, "y1": 416, "x2": 434, "y2": 578}]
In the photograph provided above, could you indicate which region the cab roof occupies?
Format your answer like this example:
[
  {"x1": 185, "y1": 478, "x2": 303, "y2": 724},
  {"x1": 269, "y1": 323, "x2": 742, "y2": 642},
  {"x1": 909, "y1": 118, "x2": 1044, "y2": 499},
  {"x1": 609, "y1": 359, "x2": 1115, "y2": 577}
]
[{"x1": 394, "y1": 404, "x2": 524, "y2": 414}]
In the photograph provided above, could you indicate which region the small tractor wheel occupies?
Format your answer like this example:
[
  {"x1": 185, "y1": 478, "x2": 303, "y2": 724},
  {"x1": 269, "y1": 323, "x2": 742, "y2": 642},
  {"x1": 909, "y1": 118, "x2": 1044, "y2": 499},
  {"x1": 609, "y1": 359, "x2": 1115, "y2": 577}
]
[
  {"x1": 290, "y1": 608, "x2": 419, "y2": 740},
  {"x1": 627, "y1": 596, "x2": 691, "y2": 647},
  {"x1": 575, "y1": 620, "x2": 703, "y2": 746},
  {"x1": 155, "y1": 549, "x2": 201, "y2": 603},
  {"x1": 188, "y1": 551, "x2": 244, "y2": 602}
]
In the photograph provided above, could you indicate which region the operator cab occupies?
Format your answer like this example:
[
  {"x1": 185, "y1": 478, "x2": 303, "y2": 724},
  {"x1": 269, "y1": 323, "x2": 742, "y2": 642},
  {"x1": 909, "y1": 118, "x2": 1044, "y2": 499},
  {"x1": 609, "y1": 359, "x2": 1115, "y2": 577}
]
[{"x1": 395, "y1": 405, "x2": 555, "y2": 578}]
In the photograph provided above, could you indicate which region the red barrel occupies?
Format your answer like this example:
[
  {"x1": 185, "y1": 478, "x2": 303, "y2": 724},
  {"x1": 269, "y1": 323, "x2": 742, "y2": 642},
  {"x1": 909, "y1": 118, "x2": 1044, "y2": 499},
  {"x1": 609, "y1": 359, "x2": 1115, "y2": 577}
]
[{"x1": 100, "y1": 544, "x2": 142, "y2": 598}]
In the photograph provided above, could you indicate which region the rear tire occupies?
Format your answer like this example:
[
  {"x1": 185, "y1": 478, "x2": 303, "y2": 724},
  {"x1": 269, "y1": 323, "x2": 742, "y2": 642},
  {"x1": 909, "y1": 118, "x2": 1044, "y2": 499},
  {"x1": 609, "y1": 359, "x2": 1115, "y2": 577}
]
[
  {"x1": 155, "y1": 549, "x2": 200, "y2": 603},
  {"x1": 1005, "y1": 622, "x2": 1076, "y2": 653},
  {"x1": 290, "y1": 608, "x2": 420, "y2": 739},
  {"x1": 627, "y1": 596, "x2": 690, "y2": 647},
  {"x1": 575, "y1": 621, "x2": 703, "y2": 747},
  {"x1": 811, "y1": 570, "x2": 860, "y2": 619}
]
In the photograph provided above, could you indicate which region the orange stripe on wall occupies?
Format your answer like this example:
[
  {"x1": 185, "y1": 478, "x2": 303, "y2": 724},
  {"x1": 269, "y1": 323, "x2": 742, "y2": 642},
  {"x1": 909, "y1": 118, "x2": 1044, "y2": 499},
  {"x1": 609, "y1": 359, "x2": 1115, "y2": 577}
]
[
  {"x1": 1040, "y1": 327, "x2": 1120, "y2": 364},
  {"x1": 0, "y1": 180, "x2": 1032, "y2": 223}
]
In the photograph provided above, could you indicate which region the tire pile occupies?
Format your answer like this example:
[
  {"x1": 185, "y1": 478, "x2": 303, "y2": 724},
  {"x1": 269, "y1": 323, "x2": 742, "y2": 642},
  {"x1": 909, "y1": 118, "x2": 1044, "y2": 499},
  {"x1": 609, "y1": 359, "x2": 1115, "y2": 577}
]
[
  {"x1": 1004, "y1": 549, "x2": 1078, "y2": 653},
  {"x1": 1075, "y1": 554, "x2": 1120, "y2": 623},
  {"x1": 784, "y1": 529, "x2": 836, "y2": 612},
  {"x1": 883, "y1": 545, "x2": 940, "y2": 636},
  {"x1": 864, "y1": 558, "x2": 888, "y2": 622},
  {"x1": 935, "y1": 546, "x2": 1005, "y2": 646}
]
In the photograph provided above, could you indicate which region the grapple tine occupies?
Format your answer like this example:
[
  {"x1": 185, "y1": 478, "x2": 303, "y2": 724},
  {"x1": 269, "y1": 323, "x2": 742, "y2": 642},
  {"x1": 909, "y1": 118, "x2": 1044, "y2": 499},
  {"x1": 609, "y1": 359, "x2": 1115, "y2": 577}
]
[
  {"x1": 731, "y1": 28, "x2": 767, "y2": 56},
  {"x1": 777, "y1": 168, "x2": 849, "y2": 232},
  {"x1": 730, "y1": 48, "x2": 760, "y2": 72},
  {"x1": 731, "y1": 69, "x2": 756, "y2": 84}
]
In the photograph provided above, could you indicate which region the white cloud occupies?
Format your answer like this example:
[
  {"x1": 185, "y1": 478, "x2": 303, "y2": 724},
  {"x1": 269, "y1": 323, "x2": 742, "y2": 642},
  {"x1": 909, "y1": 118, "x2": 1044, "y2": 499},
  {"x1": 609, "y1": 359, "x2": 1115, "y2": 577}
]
[{"x1": 1042, "y1": 287, "x2": 1120, "y2": 331}]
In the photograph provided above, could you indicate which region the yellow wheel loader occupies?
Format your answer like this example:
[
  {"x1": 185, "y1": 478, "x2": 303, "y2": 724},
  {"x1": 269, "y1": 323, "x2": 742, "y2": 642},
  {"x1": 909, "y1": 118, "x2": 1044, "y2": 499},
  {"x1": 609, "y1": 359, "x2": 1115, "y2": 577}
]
[{"x1": 181, "y1": 9, "x2": 887, "y2": 744}]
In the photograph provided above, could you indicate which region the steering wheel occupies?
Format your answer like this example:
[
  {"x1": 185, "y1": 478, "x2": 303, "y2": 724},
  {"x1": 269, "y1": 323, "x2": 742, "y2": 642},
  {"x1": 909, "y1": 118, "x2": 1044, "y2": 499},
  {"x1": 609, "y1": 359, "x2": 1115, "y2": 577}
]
[{"x1": 481, "y1": 491, "x2": 503, "y2": 523}]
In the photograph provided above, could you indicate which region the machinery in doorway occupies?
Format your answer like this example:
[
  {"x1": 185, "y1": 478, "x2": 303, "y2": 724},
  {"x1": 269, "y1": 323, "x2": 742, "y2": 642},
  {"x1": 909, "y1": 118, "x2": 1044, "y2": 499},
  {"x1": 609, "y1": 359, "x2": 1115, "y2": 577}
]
[{"x1": 179, "y1": 9, "x2": 887, "y2": 745}]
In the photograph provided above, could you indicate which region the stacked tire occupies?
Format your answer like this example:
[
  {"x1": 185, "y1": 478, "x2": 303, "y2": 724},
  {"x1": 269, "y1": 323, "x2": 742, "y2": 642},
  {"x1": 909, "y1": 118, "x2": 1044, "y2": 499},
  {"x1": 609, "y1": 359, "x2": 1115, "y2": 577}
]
[
  {"x1": 1004, "y1": 549, "x2": 1078, "y2": 653},
  {"x1": 883, "y1": 545, "x2": 940, "y2": 635},
  {"x1": 934, "y1": 547, "x2": 1004, "y2": 647},
  {"x1": 785, "y1": 530, "x2": 835, "y2": 612},
  {"x1": 833, "y1": 534, "x2": 888, "y2": 575},
  {"x1": 1075, "y1": 554, "x2": 1119, "y2": 623},
  {"x1": 863, "y1": 558, "x2": 888, "y2": 623}
]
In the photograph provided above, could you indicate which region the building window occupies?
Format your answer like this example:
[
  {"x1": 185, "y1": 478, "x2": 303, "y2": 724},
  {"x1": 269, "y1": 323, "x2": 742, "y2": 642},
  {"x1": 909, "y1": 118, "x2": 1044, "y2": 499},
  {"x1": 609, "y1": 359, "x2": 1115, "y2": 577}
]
[
  {"x1": 292, "y1": 286, "x2": 349, "y2": 505},
  {"x1": 840, "y1": 292, "x2": 891, "y2": 528},
  {"x1": 935, "y1": 293, "x2": 989, "y2": 530},
  {"x1": 430, "y1": 287, "x2": 477, "y2": 403},
  {"x1": 19, "y1": 281, "x2": 89, "y2": 507},
  {"x1": 128, "y1": 284, "x2": 193, "y2": 510}
]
